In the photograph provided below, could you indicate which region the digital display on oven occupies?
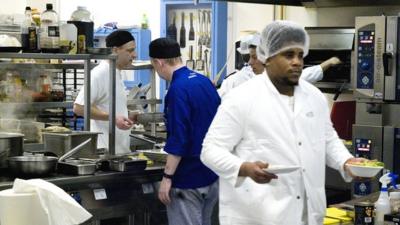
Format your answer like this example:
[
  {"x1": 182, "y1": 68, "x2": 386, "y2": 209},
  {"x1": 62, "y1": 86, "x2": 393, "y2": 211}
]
[{"x1": 355, "y1": 138, "x2": 372, "y2": 159}]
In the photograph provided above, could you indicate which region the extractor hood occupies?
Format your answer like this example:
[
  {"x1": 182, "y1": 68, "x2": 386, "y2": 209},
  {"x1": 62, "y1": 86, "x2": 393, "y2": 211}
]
[
  {"x1": 213, "y1": 0, "x2": 303, "y2": 6},
  {"x1": 214, "y1": 0, "x2": 400, "y2": 7},
  {"x1": 301, "y1": 0, "x2": 400, "y2": 7}
]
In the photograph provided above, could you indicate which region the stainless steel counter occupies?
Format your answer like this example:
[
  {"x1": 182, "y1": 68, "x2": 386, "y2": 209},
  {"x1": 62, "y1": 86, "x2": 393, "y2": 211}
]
[
  {"x1": 0, "y1": 165, "x2": 166, "y2": 225},
  {"x1": 0, "y1": 165, "x2": 164, "y2": 191}
]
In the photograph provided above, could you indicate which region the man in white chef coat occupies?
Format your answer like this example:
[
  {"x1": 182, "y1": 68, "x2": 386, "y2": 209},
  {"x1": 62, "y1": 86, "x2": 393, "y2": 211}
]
[
  {"x1": 73, "y1": 30, "x2": 137, "y2": 154},
  {"x1": 201, "y1": 20, "x2": 363, "y2": 225},
  {"x1": 218, "y1": 33, "x2": 341, "y2": 98}
]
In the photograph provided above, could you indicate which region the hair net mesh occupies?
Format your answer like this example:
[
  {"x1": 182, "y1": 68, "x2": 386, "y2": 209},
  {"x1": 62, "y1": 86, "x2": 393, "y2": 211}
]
[
  {"x1": 256, "y1": 20, "x2": 309, "y2": 63},
  {"x1": 237, "y1": 33, "x2": 261, "y2": 55}
]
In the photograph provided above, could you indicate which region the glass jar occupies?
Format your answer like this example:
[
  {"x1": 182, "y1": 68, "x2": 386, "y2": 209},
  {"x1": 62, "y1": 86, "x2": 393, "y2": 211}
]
[
  {"x1": 70, "y1": 6, "x2": 92, "y2": 22},
  {"x1": 37, "y1": 74, "x2": 52, "y2": 93}
]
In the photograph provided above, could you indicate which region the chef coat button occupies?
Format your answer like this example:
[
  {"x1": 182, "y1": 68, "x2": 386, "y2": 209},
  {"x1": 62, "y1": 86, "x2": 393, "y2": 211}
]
[
  {"x1": 297, "y1": 196, "x2": 301, "y2": 199},
  {"x1": 298, "y1": 142, "x2": 302, "y2": 146}
]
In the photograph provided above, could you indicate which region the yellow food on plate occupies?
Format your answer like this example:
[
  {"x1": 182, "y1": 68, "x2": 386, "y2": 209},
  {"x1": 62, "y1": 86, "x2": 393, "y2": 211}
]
[{"x1": 347, "y1": 159, "x2": 384, "y2": 167}]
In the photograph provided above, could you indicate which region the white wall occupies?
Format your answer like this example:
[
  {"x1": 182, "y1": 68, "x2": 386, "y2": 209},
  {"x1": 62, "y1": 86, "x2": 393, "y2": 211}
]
[
  {"x1": 316, "y1": 5, "x2": 400, "y2": 26},
  {"x1": 226, "y1": 3, "x2": 317, "y2": 73},
  {"x1": 6, "y1": 0, "x2": 161, "y2": 40},
  {"x1": 58, "y1": 0, "x2": 161, "y2": 40},
  {"x1": 226, "y1": 3, "x2": 273, "y2": 74},
  {"x1": 0, "y1": 0, "x2": 26, "y2": 15}
]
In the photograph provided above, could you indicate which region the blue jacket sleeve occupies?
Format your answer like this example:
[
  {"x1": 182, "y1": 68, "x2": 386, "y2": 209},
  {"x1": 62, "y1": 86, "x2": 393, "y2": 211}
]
[{"x1": 164, "y1": 86, "x2": 191, "y2": 156}]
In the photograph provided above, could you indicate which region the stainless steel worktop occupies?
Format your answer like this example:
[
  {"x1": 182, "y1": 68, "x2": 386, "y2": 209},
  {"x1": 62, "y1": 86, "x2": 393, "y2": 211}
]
[
  {"x1": 0, "y1": 164, "x2": 164, "y2": 191},
  {"x1": 0, "y1": 164, "x2": 166, "y2": 225}
]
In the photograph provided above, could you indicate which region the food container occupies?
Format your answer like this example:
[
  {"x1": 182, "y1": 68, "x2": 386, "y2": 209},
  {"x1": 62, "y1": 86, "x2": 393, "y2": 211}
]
[
  {"x1": 136, "y1": 112, "x2": 164, "y2": 125},
  {"x1": 384, "y1": 213, "x2": 400, "y2": 225},
  {"x1": 0, "y1": 132, "x2": 24, "y2": 168},
  {"x1": 108, "y1": 157, "x2": 147, "y2": 172},
  {"x1": 42, "y1": 131, "x2": 100, "y2": 158},
  {"x1": 354, "y1": 202, "x2": 374, "y2": 225},
  {"x1": 57, "y1": 159, "x2": 97, "y2": 175}
]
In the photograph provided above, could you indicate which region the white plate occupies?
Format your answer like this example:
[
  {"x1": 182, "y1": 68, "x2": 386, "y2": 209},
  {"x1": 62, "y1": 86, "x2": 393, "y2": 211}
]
[
  {"x1": 263, "y1": 165, "x2": 300, "y2": 174},
  {"x1": 346, "y1": 164, "x2": 383, "y2": 178}
]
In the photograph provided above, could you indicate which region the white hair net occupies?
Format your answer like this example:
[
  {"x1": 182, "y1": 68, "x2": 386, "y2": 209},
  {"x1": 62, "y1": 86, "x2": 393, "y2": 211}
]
[
  {"x1": 237, "y1": 33, "x2": 261, "y2": 55},
  {"x1": 256, "y1": 20, "x2": 309, "y2": 63}
]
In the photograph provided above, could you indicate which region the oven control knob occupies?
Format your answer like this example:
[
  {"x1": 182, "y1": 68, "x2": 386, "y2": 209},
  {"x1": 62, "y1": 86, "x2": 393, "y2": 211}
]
[{"x1": 361, "y1": 62, "x2": 370, "y2": 70}]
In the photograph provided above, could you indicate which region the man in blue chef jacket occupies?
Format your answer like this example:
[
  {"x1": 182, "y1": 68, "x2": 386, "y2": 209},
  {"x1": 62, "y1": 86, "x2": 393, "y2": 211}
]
[{"x1": 149, "y1": 37, "x2": 220, "y2": 225}]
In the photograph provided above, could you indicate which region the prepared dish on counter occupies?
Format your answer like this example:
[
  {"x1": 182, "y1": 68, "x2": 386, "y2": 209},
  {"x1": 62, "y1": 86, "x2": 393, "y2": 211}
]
[
  {"x1": 346, "y1": 159, "x2": 384, "y2": 167},
  {"x1": 41, "y1": 126, "x2": 71, "y2": 133}
]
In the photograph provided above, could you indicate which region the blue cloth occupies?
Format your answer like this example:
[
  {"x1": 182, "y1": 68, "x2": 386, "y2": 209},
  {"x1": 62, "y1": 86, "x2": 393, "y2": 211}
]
[{"x1": 164, "y1": 66, "x2": 220, "y2": 189}]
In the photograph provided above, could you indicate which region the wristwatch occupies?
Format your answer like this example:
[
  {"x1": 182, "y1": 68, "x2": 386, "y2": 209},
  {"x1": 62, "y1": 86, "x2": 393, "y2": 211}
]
[{"x1": 163, "y1": 172, "x2": 174, "y2": 179}]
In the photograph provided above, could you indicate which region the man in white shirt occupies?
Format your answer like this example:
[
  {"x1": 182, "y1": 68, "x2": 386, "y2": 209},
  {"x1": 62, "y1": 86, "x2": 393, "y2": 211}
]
[
  {"x1": 218, "y1": 33, "x2": 341, "y2": 98},
  {"x1": 73, "y1": 30, "x2": 137, "y2": 154},
  {"x1": 201, "y1": 20, "x2": 365, "y2": 225}
]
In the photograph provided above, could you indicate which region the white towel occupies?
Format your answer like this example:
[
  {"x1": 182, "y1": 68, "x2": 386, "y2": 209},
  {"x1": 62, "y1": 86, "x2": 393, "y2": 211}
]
[{"x1": 12, "y1": 178, "x2": 92, "y2": 225}]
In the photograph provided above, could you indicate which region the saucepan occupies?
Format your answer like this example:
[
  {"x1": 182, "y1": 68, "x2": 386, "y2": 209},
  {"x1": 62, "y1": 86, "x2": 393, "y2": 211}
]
[{"x1": 8, "y1": 138, "x2": 93, "y2": 177}]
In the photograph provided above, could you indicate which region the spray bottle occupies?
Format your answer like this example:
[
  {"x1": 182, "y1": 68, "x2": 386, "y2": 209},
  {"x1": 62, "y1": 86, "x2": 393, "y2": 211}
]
[{"x1": 375, "y1": 172, "x2": 392, "y2": 225}]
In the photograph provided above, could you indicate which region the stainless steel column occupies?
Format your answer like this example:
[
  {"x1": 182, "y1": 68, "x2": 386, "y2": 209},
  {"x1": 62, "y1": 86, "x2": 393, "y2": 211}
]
[
  {"x1": 108, "y1": 56, "x2": 117, "y2": 155},
  {"x1": 128, "y1": 214, "x2": 135, "y2": 225},
  {"x1": 84, "y1": 58, "x2": 91, "y2": 130},
  {"x1": 150, "y1": 69, "x2": 157, "y2": 136}
]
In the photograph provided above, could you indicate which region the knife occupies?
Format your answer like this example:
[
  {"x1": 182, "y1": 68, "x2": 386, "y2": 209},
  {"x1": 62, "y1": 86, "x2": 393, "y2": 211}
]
[
  {"x1": 189, "y1": 12, "x2": 195, "y2": 41},
  {"x1": 179, "y1": 12, "x2": 186, "y2": 48},
  {"x1": 167, "y1": 12, "x2": 177, "y2": 42}
]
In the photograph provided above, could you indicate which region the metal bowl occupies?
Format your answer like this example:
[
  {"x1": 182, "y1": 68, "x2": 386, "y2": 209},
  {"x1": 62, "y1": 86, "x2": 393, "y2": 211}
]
[{"x1": 8, "y1": 156, "x2": 58, "y2": 177}]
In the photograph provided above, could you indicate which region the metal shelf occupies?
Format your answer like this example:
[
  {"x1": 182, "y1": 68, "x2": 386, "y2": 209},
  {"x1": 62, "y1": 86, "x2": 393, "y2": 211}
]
[
  {"x1": 0, "y1": 52, "x2": 117, "y2": 60},
  {"x1": 124, "y1": 61, "x2": 153, "y2": 70},
  {"x1": 0, "y1": 101, "x2": 74, "y2": 110},
  {"x1": 127, "y1": 99, "x2": 162, "y2": 105},
  {"x1": 0, "y1": 62, "x2": 97, "y2": 70}
]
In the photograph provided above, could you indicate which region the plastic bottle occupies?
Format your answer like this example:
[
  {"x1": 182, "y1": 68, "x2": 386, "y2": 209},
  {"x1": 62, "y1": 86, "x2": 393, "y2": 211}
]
[
  {"x1": 37, "y1": 74, "x2": 52, "y2": 94},
  {"x1": 40, "y1": 3, "x2": 59, "y2": 52},
  {"x1": 21, "y1": 6, "x2": 32, "y2": 51},
  {"x1": 375, "y1": 173, "x2": 392, "y2": 225},
  {"x1": 59, "y1": 22, "x2": 77, "y2": 54},
  {"x1": 141, "y1": 13, "x2": 149, "y2": 29},
  {"x1": 69, "y1": 6, "x2": 93, "y2": 53}
]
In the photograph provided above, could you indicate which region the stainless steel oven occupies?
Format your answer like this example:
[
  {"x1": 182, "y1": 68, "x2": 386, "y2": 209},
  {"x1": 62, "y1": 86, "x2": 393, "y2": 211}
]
[
  {"x1": 304, "y1": 27, "x2": 354, "y2": 90},
  {"x1": 352, "y1": 16, "x2": 400, "y2": 197}
]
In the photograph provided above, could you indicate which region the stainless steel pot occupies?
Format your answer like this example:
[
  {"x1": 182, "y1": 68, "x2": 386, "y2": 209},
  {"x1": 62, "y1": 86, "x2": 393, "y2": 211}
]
[
  {"x1": 8, "y1": 155, "x2": 58, "y2": 177},
  {"x1": 0, "y1": 132, "x2": 24, "y2": 168}
]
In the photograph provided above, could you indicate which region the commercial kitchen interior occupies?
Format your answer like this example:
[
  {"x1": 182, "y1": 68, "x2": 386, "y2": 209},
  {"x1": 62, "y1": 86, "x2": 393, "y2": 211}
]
[{"x1": 0, "y1": 0, "x2": 400, "y2": 224}]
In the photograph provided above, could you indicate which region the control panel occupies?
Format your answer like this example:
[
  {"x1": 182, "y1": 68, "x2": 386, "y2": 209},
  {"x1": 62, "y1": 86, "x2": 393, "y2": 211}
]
[
  {"x1": 357, "y1": 29, "x2": 375, "y2": 89},
  {"x1": 354, "y1": 138, "x2": 372, "y2": 159}
]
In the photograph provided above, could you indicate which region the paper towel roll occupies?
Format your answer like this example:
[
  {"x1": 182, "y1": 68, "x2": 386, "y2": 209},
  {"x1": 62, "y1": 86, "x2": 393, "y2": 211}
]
[{"x1": 0, "y1": 189, "x2": 49, "y2": 225}]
